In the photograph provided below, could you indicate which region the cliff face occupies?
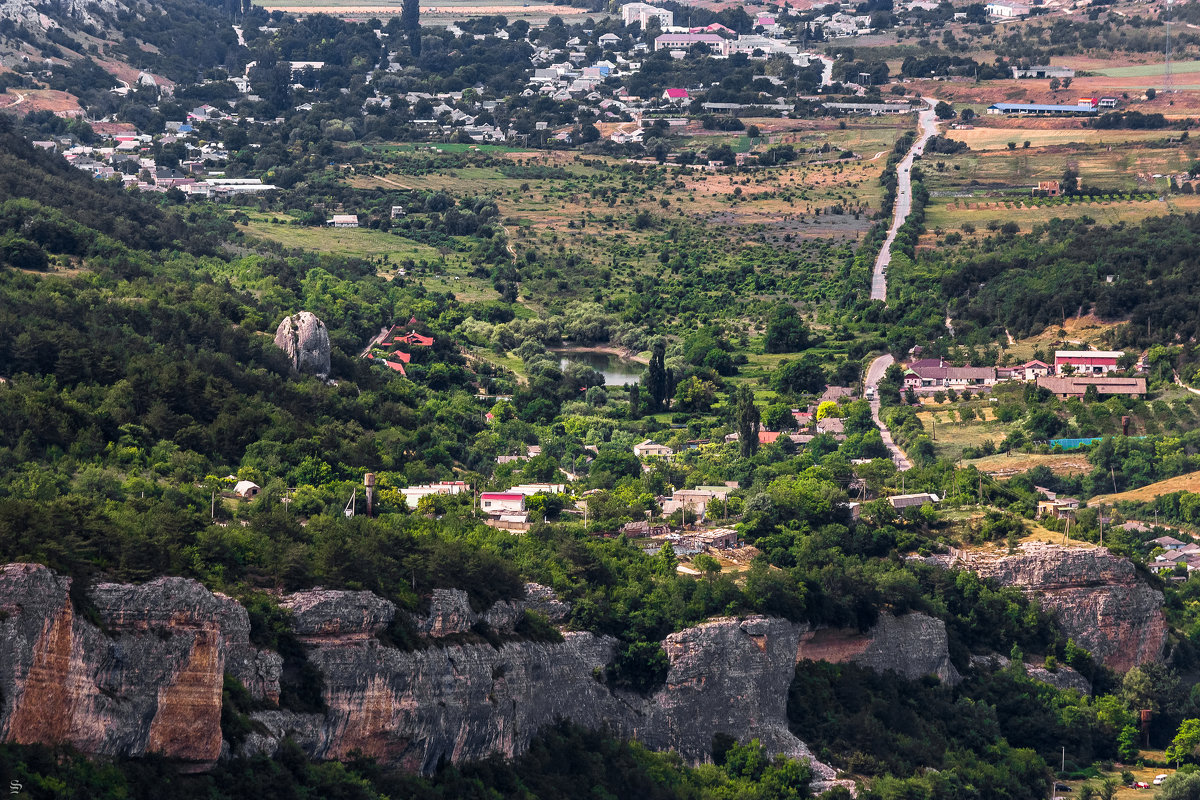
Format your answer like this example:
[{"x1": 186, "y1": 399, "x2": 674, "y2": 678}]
[
  {"x1": 0, "y1": 563, "x2": 959, "y2": 788},
  {"x1": 0, "y1": 563, "x2": 280, "y2": 765},
  {"x1": 967, "y1": 544, "x2": 1166, "y2": 672},
  {"x1": 796, "y1": 612, "x2": 961, "y2": 684}
]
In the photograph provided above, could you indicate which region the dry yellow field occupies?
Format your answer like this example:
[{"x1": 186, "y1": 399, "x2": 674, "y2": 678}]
[
  {"x1": 964, "y1": 452, "x2": 1093, "y2": 479},
  {"x1": 1091, "y1": 471, "x2": 1200, "y2": 505},
  {"x1": 944, "y1": 126, "x2": 1184, "y2": 151}
]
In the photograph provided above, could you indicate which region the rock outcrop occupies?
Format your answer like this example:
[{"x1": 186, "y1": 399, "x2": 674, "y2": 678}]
[
  {"x1": 0, "y1": 564, "x2": 279, "y2": 765},
  {"x1": 796, "y1": 612, "x2": 961, "y2": 684},
  {"x1": 967, "y1": 543, "x2": 1166, "y2": 672},
  {"x1": 0, "y1": 564, "x2": 961, "y2": 790},
  {"x1": 969, "y1": 654, "x2": 1093, "y2": 694},
  {"x1": 274, "y1": 311, "x2": 331, "y2": 377}
]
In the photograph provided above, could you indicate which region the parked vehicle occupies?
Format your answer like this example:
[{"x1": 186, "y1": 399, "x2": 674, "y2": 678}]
[{"x1": 1154, "y1": 775, "x2": 1169, "y2": 785}]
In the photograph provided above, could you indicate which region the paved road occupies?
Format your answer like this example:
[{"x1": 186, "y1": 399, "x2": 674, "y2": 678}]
[
  {"x1": 865, "y1": 354, "x2": 912, "y2": 471},
  {"x1": 870, "y1": 99, "x2": 940, "y2": 303}
]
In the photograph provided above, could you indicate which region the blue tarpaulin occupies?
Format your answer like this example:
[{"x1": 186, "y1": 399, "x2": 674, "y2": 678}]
[{"x1": 1049, "y1": 437, "x2": 1104, "y2": 451}]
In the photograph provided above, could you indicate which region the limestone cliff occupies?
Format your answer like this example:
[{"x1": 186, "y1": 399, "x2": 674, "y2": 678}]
[
  {"x1": 0, "y1": 563, "x2": 960, "y2": 789},
  {"x1": 274, "y1": 311, "x2": 331, "y2": 377},
  {"x1": 796, "y1": 611, "x2": 961, "y2": 684},
  {"x1": 966, "y1": 543, "x2": 1166, "y2": 672},
  {"x1": 0, "y1": 563, "x2": 280, "y2": 765}
]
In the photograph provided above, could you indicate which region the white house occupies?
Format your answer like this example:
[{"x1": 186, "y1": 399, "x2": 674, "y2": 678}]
[
  {"x1": 480, "y1": 492, "x2": 526, "y2": 514},
  {"x1": 507, "y1": 483, "x2": 567, "y2": 496},
  {"x1": 233, "y1": 480, "x2": 260, "y2": 498},
  {"x1": 329, "y1": 214, "x2": 359, "y2": 228},
  {"x1": 402, "y1": 481, "x2": 468, "y2": 508},
  {"x1": 633, "y1": 439, "x2": 674, "y2": 458},
  {"x1": 985, "y1": 1, "x2": 1030, "y2": 17}
]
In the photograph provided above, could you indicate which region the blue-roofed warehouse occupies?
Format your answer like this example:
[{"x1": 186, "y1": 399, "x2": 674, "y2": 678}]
[{"x1": 987, "y1": 102, "x2": 1098, "y2": 115}]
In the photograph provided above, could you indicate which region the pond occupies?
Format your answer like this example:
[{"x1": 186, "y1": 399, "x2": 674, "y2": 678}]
[{"x1": 555, "y1": 349, "x2": 644, "y2": 386}]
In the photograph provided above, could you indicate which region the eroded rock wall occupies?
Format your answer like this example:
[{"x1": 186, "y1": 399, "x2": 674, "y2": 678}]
[
  {"x1": 796, "y1": 612, "x2": 961, "y2": 684},
  {"x1": 0, "y1": 564, "x2": 961, "y2": 788},
  {"x1": 967, "y1": 544, "x2": 1166, "y2": 672},
  {"x1": 0, "y1": 564, "x2": 280, "y2": 765}
]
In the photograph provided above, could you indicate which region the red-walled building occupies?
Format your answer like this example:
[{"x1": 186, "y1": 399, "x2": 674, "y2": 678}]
[{"x1": 1054, "y1": 350, "x2": 1123, "y2": 375}]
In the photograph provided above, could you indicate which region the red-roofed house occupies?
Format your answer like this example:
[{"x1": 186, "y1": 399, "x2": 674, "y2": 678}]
[
  {"x1": 480, "y1": 493, "x2": 526, "y2": 514},
  {"x1": 758, "y1": 431, "x2": 782, "y2": 445},
  {"x1": 663, "y1": 88, "x2": 689, "y2": 103},
  {"x1": 1055, "y1": 350, "x2": 1124, "y2": 375},
  {"x1": 394, "y1": 330, "x2": 434, "y2": 347}
]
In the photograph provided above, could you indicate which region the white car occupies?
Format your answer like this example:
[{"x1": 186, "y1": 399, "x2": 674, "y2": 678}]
[{"x1": 1153, "y1": 775, "x2": 1169, "y2": 786}]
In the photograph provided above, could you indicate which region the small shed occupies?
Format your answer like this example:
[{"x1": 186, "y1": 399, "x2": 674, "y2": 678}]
[{"x1": 234, "y1": 480, "x2": 261, "y2": 498}]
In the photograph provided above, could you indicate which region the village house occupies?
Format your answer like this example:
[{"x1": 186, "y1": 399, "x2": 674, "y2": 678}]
[
  {"x1": 815, "y1": 417, "x2": 845, "y2": 435},
  {"x1": 401, "y1": 480, "x2": 468, "y2": 508},
  {"x1": 1012, "y1": 65, "x2": 1075, "y2": 79},
  {"x1": 662, "y1": 88, "x2": 689, "y2": 104},
  {"x1": 633, "y1": 439, "x2": 674, "y2": 459},
  {"x1": 480, "y1": 492, "x2": 526, "y2": 514},
  {"x1": 1036, "y1": 375, "x2": 1146, "y2": 399},
  {"x1": 507, "y1": 483, "x2": 566, "y2": 496},
  {"x1": 1055, "y1": 350, "x2": 1124, "y2": 375},
  {"x1": 1037, "y1": 496, "x2": 1079, "y2": 519},
  {"x1": 233, "y1": 480, "x2": 260, "y2": 499},
  {"x1": 1033, "y1": 181, "x2": 1061, "y2": 197},
  {"x1": 903, "y1": 359, "x2": 997, "y2": 389},
  {"x1": 693, "y1": 528, "x2": 739, "y2": 549},
  {"x1": 1152, "y1": 535, "x2": 1188, "y2": 550},
  {"x1": 654, "y1": 33, "x2": 726, "y2": 53},
  {"x1": 328, "y1": 214, "x2": 359, "y2": 228},
  {"x1": 985, "y1": 0, "x2": 1030, "y2": 17},
  {"x1": 888, "y1": 492, "x2": 939, "y2": 510}
]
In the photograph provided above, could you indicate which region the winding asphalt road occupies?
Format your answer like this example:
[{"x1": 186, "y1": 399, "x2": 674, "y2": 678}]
[
  {"x1": 864, "y1": 354, "x2": 912, "y2": 471},
  {"x1": 869, "y1": 99, "x2": 940, "y2": 303}
]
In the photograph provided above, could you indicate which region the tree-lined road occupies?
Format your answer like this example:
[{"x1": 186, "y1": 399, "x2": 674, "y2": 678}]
[
  {"x1": 865, "y1": 354, "x2": 912, "y2": 471},
  {"x1": 870, "y1": 99, "x2": 940, "y2": 303}
]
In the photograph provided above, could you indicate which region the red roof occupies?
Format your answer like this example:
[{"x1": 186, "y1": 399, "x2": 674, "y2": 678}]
[
  {"x1": 481, "y1": 493, "x2": 524, "y2": 501},
  {"x1": 758, "y1": 431, "x2": 782, "y2": 444},
  {"x1": 390, "y1": 350, "x2": 412, "y2": 363},
  {"x1": 664, "y1": 88, "x2": 689, "y2": 99},
  {"x1": 383, "y1": 360, "x2": 407, "y2": 375},
  {"x1": 394, "y1": 331, "x2": 434, "y2": 347}
]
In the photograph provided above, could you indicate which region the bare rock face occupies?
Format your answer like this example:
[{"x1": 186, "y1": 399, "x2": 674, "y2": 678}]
[
  {"x1": 0, "y1": 568, "x2": 953, "y2": 790},
  {"x1": 522, "y1": 582, "x2": 571, "y2": 622},
  {"x1": 1026, "y1": 663, "x2": 1091, "y2": 694},
  {"x1": 0, "y1": 0, "x2": 123, "y2": 29},
  {"x1": 416, "y1": 588, "x2": 478, "y2": 637},
  {"x1": 0, "y1": 564, "x2": 279, "y2": 765},
  {"x1": 639, "y1": 616, "x2": 840, "y2": 785},
  {"x1": 967, "y1": 544, "x2": 1166, "y2": 672},
  {"x1": 796, "y1": 612, "x2": 961, "y2": 684},
  {"x1": 274, "y1": 311, "x2": 331, "y2": 377},
  {"x1": 281, "y1": 589, "x2": 395, "y2": 640}
]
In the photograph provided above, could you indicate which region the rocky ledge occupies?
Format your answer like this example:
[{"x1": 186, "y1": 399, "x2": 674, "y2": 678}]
[
  {"x1": 966, "y1": 543, "x2": 1166, "y2": 672},
  {"x1": 0, "y1": 563, "x2": 961, "y2": 788}
]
